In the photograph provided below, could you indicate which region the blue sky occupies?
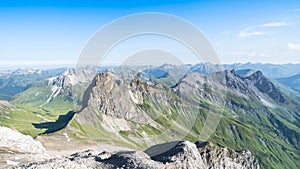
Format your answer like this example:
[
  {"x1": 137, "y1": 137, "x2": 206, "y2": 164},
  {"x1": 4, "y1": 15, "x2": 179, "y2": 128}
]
[{"x1": 1, "y1": 0, "x2": 300, "y2": 68}]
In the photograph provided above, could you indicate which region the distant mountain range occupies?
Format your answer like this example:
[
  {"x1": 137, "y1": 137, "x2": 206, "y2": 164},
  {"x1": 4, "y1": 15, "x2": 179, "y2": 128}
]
[
  {"x1": 0, "y1": 68, "x2": 64, "y2": 100},
  {"x1": 276, "y1": 73, "x2": 300, "y2": 92},
  {"x1": 11, "y1": 68, "x2": 96, "y2": 110},
  {"x1": 1, "y1": 63, "x2": 300, "y2": 168},
  {"x1": 223, "y1": 62, "x2": 300, "y2": 79},
  {"x1": 2, "y1": 63, "x2": 300, "y2": 102},
  {"x1": 0, "y1": 69, "x2": 51, "y2": 100}
]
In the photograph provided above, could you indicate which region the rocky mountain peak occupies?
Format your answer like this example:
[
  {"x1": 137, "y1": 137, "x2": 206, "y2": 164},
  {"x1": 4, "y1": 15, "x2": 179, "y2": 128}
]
[
  {"x1": 48, "y1": 68, "x2": 95, "y2": 89},
  {"x1": 245, "y1": 71, "x2": 264, "y2": 81},
  {"x1": 173, "y1": 70, "x2": 254, "y2": 104},
  {"x1": 230, "y1": 69, "x2": 236, "y2": 76},
  {"x1": 94, "y1": 72, "x2": 112, "y2": 82},
  {"x1": 244, "y1": 71, "x2": 287, "y2": 103},
  {"x1": 174, "y1": 70, "x2": 288, "y2": 105},
  {"x1": 91, "y1": 72, "x2": 115, "y2": 91},
  {"x1": 80, "y1": 72, "x2": 155, "y2": 124}
]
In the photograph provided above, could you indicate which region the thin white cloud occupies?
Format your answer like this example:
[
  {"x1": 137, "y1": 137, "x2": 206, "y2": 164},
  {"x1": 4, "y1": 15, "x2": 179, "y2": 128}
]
[
  {"x1": 238, "y1": 21, "x2": 288, "y2": 38},
  {"x1": 260, "y1": 22, "x2": 289, "y2": 27},
  {"x1": 286, "y1": 8, "x2": 300, "y2": 13},
  {"x1": 238, "y1": 31, "x2": 267, "y2": 37},
  {"x1": 284, "y1": 15, "x2": 300, "y2": 20},
  {"x1": 288, "y1": 42, "x2": 300, "y2": 51},
  {"x1": 220, "y1": 31, "x2": 231, "y2": 35},
  {"x1": 238, "y1": 27, "x2": 268, "y2": 37},
  {"x1": 233, "y1": 51, "x2": 266, "y2": 57}
]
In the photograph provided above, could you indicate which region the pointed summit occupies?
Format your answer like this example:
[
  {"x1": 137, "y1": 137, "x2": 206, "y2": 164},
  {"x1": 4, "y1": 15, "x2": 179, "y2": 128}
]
[{"x1": 245, "y1": 71, "x2": 287, "y2": 103}]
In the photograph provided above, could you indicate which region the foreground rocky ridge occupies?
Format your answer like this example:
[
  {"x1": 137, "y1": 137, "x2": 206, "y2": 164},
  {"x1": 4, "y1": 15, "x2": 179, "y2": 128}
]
[
  {"x1": 0, "y1": 126, "x2": 45, "y2": 154},
  {"x1": 16, "y1": 141, "x2": 259, "y2": 169},
  {"x1": 0, "y1": 126, "x2": 55, "y2": 169}
]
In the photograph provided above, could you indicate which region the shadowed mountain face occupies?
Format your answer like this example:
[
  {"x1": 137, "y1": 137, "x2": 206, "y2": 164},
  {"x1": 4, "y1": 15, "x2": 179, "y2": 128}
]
[{"x1": 33, "y1": 111, "x2": 75, "y2": 134}]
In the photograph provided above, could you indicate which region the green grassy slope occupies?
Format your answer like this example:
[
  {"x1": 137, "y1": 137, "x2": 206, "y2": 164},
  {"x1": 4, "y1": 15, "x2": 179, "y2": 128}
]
[
  {"x1": 1, "y1": 70, "x2": 299, "y2": 169},
  {"x1": 68, "y1": 88, "x2": 300, "y2": 169}
]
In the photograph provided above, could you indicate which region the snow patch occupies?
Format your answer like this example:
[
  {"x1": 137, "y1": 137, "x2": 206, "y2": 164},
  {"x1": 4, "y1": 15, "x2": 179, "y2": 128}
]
[
  {"x1": 47, "y1": 76, "x2": 58, "y2": 84},
  {"x1": 63, "y1": 133, "x2": 71, "y2": 142},
  {"x1": 40, "y1": 86, "x2": 61, "y2": 107},
  {"x1": 129, "y1": 90, "x2": 139, "y2": 104},
  {"x1": 6, "y1": 160, "x2": 18, "y2": 166},
  {"x1": 259, "y1": 96, "x2": 275, "y2": 108}
]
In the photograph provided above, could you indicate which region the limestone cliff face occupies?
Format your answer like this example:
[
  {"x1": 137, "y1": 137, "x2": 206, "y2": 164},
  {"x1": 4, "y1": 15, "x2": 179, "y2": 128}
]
[
  {"x1": 81, "y1": 72, "x2": 148, "y2": 124},
  {"x1": 79, "y1": 72, "x2": 174, "y2": 125},
  {"x1": 17, "y1": 141, "x2": 259, "y2": 169}
]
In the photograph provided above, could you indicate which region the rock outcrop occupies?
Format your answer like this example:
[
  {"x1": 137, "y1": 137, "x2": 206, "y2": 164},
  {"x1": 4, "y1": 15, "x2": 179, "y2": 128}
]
[
  {"x1": 79, "y1": 72, "x2": 173, "y2": 125},
  {"x1": 0, "y1": 126, "x2": 45, "y2": 154},
  {"x1": 243, "y1": 71, "x2": 287, "y2": 103},
  {"x1": 196, "y1": 141, "x2": 259, "y2": 169},
  {"x1": 0, "y1": 126, "x2": 54, "y2": 168},
  {"x1": 16, "y1": 141, "x2": 259, "y2": 169}
]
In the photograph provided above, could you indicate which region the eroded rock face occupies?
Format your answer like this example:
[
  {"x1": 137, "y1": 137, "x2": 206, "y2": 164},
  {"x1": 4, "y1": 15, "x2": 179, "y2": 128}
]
[
  {"x1": 16, "y1": 141, "x2": 259, "y2": 169},
  {"x1": 145, "y1": 141, "x2": 206, "y2": 169},
  {"x1": 79, "y1": 72, "x2": 173, "y2": 125},
  {"x1": 196, "y1": 141, "x2": 259, "y2": 169},
  {"x1": 243, "y1": 71, "x2": 286, "y2": 103},
  {"x1": 81, "y1": 72, "x2": 150, "y2": 124}
]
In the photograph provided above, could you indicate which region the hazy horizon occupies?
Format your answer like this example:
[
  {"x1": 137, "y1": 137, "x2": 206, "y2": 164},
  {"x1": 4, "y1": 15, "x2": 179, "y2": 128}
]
[{"x1": 1, "y1": 62, "x2": 300, "y2": 71}]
